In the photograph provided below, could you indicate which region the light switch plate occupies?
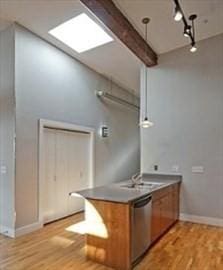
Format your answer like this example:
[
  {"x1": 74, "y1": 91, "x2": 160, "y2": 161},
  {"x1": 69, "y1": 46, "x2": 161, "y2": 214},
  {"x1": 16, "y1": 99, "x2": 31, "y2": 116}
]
[
  {"x1": 192, "y1": 166, "x2": 204, "y2": 173},
  {"x1": 172, "y1": 165, "x2": 179, "y2": 173}
]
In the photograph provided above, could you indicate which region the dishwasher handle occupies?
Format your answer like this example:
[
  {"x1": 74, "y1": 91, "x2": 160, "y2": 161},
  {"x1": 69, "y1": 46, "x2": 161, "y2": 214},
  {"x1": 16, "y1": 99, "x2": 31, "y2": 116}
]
[{"x1": 133, "y1": 195, "x2": 152, "y2": 208}]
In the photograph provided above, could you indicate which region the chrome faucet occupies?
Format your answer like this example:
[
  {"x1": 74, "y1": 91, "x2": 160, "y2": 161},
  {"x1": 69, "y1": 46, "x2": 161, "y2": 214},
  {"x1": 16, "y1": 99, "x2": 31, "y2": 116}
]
[{"x1": 131, "y1": 173, "x2": 142, "y2": 186}]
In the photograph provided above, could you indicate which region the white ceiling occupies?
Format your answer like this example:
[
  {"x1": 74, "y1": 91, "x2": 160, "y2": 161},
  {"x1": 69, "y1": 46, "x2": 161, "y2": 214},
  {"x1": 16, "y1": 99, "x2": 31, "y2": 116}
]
[{"x1": 0, "y1": 0, "x2": 223, "y2": 92}]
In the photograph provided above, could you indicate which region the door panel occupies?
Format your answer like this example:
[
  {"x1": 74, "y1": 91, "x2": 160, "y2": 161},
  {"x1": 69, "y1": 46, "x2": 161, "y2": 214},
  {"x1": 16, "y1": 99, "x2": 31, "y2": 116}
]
[
  {"x1": 43, "y1": 129, "x2": 56, "y2": 223},
  {"x1": 43, "y1": 128, "x2": 91, "y2": 224},
  {"x1": 55, "y1": 131, "x2": 70, "y2": 220},
  {"x1": 66, "y1": 131, "x2": 90, "y2": 215}
]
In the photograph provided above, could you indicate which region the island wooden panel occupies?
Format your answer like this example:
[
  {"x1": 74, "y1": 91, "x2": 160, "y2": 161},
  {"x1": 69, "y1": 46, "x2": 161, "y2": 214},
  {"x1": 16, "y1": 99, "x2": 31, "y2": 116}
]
[
  {"x1": 85, "y1": 199, "x2": 131, "y2": 270},
  {"x1": 85, "y1": 183, "x2": 180, "y2": 269}
]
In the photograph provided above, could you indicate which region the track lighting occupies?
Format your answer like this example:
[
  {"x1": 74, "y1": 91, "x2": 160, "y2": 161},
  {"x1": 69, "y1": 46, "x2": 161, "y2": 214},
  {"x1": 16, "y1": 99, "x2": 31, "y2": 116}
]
[{"x1": 173, "y1": 0, "x2": 198, "y2": 53}]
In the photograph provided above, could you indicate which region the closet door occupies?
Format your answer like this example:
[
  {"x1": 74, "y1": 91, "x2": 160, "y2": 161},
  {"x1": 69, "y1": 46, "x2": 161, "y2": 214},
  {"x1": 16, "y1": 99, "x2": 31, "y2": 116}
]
[
  {"x1": 55, "y1": 130, "x2": 70, "y2": 220},
  {"x1": 43, "y1": 128, "x2": 91, "y2": 224},
  {"x1": 43, "y1": 128, "x2": 57, "y2": 223},
  {"x1": 67, "y1": 131, "x2": 91, "y2": 215}
]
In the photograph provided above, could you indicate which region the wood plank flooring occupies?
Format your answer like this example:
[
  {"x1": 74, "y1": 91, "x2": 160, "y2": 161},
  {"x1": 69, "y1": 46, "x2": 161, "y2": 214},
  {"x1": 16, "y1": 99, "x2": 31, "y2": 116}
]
[{"x1": 0, "y1": 213, "x2": 223, "y2": 270}]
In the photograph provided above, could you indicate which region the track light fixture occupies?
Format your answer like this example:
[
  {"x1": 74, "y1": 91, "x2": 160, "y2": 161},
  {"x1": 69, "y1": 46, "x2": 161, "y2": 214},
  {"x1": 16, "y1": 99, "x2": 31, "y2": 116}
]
[{"x1": 173, "y1": 0, "x2": 198, "y2": 52}]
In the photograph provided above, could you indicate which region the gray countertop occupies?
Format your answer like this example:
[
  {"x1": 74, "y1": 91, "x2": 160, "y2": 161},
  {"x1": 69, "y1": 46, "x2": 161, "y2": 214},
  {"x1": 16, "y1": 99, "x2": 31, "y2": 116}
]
[{"x1": 70, "y1": 173, "x2": 182, "y2": 204}]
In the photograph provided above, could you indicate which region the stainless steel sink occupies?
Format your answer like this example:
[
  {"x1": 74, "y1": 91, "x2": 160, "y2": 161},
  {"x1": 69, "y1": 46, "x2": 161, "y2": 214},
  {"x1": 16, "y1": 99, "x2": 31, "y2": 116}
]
[{"x1": 120, "y1": 181, "x2": 165, "y2": 190}]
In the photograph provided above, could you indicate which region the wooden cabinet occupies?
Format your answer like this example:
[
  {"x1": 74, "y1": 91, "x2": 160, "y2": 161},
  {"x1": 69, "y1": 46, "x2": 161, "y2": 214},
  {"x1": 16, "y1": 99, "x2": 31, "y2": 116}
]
[
  {"x1": 151, "y1": 200, "x2": 162, "y2": 241},
  {"x1": 151, "y1": 183, "x2": 180, "y2": 243},
  {"x1": 85, "y1": 183, "x2": 180, "y2": 270},
  {"x1": 85, "y1": 199, "x2": 131, "y2": 270}
]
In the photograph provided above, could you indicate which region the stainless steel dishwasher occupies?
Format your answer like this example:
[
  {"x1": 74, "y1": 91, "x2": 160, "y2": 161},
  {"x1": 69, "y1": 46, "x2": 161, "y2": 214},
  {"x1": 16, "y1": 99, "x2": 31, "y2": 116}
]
[{"x1": 131, "y1": 194, "x2": 152, "y2": 264}]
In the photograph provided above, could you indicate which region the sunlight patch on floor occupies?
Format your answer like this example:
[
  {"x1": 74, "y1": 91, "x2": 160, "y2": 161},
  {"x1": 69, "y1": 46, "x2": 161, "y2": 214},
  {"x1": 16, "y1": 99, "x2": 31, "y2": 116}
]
[
  {"x1": 66, "y1": 220, "x2": 108, "y2": 239},
  {"x1": 50, "y1": 236, "x2": 75, "y2": 248}
]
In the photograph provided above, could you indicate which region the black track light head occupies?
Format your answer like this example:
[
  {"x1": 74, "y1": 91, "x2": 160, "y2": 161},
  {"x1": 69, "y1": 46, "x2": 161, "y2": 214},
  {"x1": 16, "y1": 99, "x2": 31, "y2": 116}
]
[
  {"x1": 190, "y1": 42, "x2": 197, "y2": 53},
  {"x1": 174, "y1": 6, "x2": 183, "y2": 21},
  {"x1": 183, "y1": 25, "x2": 191, "y2": 37}
]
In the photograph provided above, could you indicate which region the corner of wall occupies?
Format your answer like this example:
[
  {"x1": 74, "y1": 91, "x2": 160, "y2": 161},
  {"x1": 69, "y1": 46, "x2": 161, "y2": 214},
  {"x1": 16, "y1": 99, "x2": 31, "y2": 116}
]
[{"x1": 0, "y1": 23, "x2": 16, "y2": 234}]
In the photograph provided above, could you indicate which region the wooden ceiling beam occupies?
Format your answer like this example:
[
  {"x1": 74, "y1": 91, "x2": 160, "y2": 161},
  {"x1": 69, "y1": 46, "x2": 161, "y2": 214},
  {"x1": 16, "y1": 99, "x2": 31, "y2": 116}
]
[{"x1": 80, "y1": 0, "x2": 158, "y2": 67}]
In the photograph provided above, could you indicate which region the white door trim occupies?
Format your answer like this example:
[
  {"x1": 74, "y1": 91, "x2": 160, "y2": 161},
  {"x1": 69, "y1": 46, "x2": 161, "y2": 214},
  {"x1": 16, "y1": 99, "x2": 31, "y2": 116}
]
[{"x1": 38, "y1": 119, "x2": 95, "y2": 226}]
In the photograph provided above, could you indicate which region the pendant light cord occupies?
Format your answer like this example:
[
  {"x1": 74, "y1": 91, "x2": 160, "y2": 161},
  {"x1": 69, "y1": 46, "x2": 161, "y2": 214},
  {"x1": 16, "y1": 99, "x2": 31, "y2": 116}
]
[{"x1": 145, "y1": 21, "x2": 148, "y2": 118}]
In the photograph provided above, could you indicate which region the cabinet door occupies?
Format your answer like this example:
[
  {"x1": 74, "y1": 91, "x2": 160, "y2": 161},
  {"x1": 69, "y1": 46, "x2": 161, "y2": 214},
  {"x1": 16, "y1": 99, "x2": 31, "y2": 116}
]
[
  {"x1": 160, "y1": 195, "x2": 169, "y2": 233},
  {"x1": 151, "y1": 200, "x2": 161, "y2": 242},
  {"x1": 160, "y1": 192, "x2": 174, "y2": 233},
  {"x1": 173, "y1": 186, "x2": 180, "y2": 221},
  {"x1": 151, "y1": 184, "x2": 180, "y2": 242},
  {"x1": 167, "y1": 191, "x2": 175, "y2": 225}
]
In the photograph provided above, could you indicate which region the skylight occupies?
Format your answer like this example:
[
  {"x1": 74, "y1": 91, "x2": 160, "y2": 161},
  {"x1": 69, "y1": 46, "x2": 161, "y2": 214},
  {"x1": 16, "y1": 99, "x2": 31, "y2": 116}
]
[{"x1": 49, "y1": 13, "x2": 113, "y2": 53}]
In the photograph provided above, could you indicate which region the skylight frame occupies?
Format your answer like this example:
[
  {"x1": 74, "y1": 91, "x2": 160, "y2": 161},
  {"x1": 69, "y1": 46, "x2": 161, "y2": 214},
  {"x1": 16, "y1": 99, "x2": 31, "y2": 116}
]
[{"x1": 49, "y1": 13, "x2": 114, "y2": 53}]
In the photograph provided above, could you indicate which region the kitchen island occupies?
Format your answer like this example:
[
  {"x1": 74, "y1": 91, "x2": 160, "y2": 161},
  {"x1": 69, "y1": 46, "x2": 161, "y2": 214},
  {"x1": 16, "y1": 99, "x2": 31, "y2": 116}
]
[{"x1": 71, "y1": 174, "x2": 182, "y2": 270}]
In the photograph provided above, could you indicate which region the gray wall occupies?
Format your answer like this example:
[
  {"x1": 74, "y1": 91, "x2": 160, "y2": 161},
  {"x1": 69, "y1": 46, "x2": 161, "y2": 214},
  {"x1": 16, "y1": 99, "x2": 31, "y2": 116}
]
[
  {"x1": 141, "y1": 34, "x2": 223, "y2": 219},
  {"x1": 0, "y1": 26, "x2": 15, "y2": 233},
  {"x1": 14, "y1": 25, "x2": 140, "y2": 228}
]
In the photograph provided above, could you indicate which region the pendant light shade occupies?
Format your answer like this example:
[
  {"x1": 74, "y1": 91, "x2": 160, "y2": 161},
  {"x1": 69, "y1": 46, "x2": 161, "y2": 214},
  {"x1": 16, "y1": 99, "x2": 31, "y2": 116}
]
[
  {"x1": 140, "y1": 117, "x2": 154, "y2": 128},
  {"x1": 140, "y1": 18, "x2": 153, "y2": 129}
]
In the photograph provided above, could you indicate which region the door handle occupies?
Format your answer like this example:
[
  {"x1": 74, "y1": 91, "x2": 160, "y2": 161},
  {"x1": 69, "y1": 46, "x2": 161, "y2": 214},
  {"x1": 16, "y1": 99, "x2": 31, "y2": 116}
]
[{"x1": 133, "y1": 195, "x2": 152, "y2": 208}]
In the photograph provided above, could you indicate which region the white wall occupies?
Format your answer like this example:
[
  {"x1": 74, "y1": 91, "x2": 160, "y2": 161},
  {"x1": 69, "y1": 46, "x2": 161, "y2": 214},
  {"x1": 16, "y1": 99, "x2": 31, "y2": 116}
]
[
  {"x1": 14, "y1": 25, "x2": 140, "y2": 229},
  {"x1": 0, "y1": 26, "x2": 15, "y2": 236},
  {"x1": 141, "y1": 34, "x2": 223, "y2": 220}
]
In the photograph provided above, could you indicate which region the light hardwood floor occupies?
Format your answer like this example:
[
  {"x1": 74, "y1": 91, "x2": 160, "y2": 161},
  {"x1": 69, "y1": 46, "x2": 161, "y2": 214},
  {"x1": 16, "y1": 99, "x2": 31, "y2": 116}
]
[{"x1": 0, "y1": 213, "x2": 223, "y2": 270}]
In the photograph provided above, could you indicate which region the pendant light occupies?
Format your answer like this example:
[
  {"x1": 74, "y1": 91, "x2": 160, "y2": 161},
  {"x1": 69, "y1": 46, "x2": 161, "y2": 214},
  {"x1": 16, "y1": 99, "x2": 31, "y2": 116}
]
[{"x1": 140, "y1": 18, "x2": 154, "y2": 128}]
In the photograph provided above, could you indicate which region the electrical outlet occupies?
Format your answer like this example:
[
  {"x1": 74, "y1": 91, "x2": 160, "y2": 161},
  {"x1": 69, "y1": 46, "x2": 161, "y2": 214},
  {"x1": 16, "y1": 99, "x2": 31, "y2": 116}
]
[
  {"x1": 192, "y1": 166, "x2": 204, "y2": 173},
  {"x1": 154, "y1": 165, "x2": 158, "y2": 171}
]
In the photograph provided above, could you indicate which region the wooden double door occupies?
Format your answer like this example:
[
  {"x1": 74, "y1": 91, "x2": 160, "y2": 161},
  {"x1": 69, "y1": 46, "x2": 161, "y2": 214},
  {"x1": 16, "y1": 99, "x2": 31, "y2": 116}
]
[{"x1": 42, "y1": 128, "x2": 91, "y2": 224}]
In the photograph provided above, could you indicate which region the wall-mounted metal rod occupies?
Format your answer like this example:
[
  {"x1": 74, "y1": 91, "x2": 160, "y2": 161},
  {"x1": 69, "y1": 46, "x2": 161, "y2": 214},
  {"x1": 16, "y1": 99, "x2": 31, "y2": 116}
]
[{"x1": 96, "y1": 90, "x2": 139, "y2": 111}]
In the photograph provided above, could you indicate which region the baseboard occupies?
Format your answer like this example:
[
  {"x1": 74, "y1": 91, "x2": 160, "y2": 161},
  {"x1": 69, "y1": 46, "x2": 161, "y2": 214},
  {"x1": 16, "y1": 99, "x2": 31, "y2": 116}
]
[
  {"x1": 180, "y1": 213, "x2": 223, "y2": 227},
  {"x1": 15, "y1": 221, "x2": 43, "y2": 237},
  {"x1": 0, "y1": 225, "x2": 15, "y2": 238}
]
